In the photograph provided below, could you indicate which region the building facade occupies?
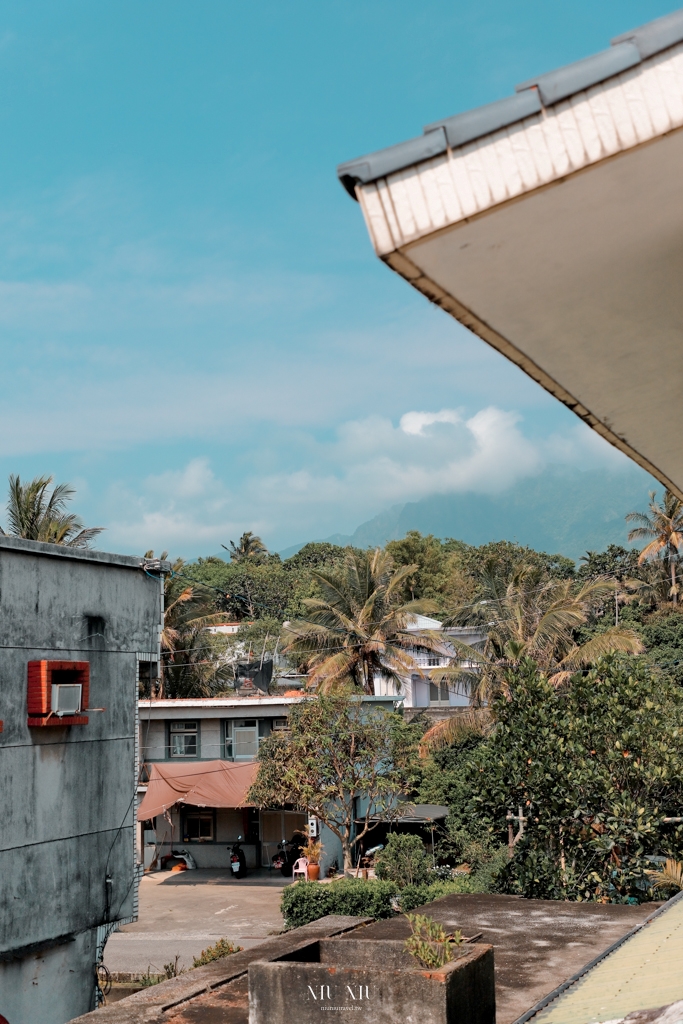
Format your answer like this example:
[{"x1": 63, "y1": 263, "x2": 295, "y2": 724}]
[
  {"x1": 373, "y1": 614, "x2": 485, "y2": 719},
  {"x1": 138, "y1": 694, "x2": 400, "y2": 877},
  {"x1": 0, "y1": 537, "x2": 165, "y2": 1024}
]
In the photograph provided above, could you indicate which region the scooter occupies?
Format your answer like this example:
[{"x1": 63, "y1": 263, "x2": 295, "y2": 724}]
[
  {"x1": 229, "y1": 837, "x2": 248, "y2": 878},
  {"x1": 271, "y1": 832, "x2": 306, "y2": 877}
]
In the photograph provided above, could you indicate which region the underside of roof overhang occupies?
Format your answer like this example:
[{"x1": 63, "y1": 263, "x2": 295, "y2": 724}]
[{"x1": 340, "y1": 10, "x2": 683, "y2": 498}]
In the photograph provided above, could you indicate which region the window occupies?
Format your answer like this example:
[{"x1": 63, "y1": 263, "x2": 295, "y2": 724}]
[
  {"x1": 272, "y1": 717, "x2": 288, "y2": 733},
  {"x1": 427, "y1": 655, "x2": 441, "y2": 666},
  {"x1": 183, "y1": 812, "x2": 214, "y2": 842},
  {"x1": 429, "y1": 681, "x2": 450, "y2": 706},
  {"x1": 169, "y1": 721, "x2": 198, "y2": 757},
  {"x1": 85, "y1": 616, "x2": 106, "y2": 641},
  {"x1": 138, "y1": 661, "x2": 159, "y2": 684},
  {"x1": 224, "y1": 720, "x2": 233, "y2": 759},
  {"x1": 234, "y1": 719, "x2": 258, "y2": 760}
]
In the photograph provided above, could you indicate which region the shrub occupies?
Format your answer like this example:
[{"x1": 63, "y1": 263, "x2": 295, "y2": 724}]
[
  {"x1": 280, "y1": 874, "x2": 495, "y2": 929},
  {"x1": 375, "y1": 833, "x2": 429, "y2": 886},
  {"x1": 281, "y1": 879, "x2": 398, "y2": 929},
  {"x1": 399, "y1": 878, "x2": 481, "y2": 912},
  {"x1": 192, "y1": 938, "x2": 243, "y2": 967}
]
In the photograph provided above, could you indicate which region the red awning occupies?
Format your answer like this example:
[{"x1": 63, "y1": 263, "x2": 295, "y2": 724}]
[{"x1": 137, "y1": 759, "x2": 259, "y2": 820}]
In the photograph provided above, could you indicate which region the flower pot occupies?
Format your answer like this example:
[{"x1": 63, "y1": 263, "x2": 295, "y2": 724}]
[{"x1": 307, "y1": 864, "x2": 320, "y2": 881}]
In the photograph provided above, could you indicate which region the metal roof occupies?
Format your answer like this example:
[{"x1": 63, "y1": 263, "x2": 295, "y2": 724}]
[
  {"x1": 337, "y1": 7, "x2": 683, "y2": 198},
  {"x1": 520, "y1": 891, "x2": 683, "y2": 1024}
]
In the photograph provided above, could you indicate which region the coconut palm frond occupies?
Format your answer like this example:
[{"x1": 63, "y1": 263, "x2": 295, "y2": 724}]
[
  {"x1": 419, "y1": 708, "x2": 492, "y2": 757},
  {"x1": 559, "y1": 628, "x2": 644, "y2": 671},
  {"x1": 283, "y1": 548, "x2": 448, "y2": 695},
  {"x1": 547, "y1": 670, "x2": 573, "y2": 689},
  {"x1": 3, "y1": 474, "x2": 103, "y2": 548},
  {"x1": 647, "y1": 858, "x2": 683, "y2": 892}
]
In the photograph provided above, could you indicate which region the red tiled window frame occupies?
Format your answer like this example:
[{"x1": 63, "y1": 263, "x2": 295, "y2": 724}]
[{"x1": 27, "y1": 660, "x2": 90, "y2": 727}]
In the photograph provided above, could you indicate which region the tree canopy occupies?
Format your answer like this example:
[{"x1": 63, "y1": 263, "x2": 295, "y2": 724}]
[
  {"x1": 248, "y1": 694, "x2": 421, "y2": 869},
  {"x1": 1, "y1": 474, "x2": 103, "y2": 548}
]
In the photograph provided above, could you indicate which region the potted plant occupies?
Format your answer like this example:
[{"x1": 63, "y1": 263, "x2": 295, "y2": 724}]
[{"x1": 305, "y1": 838, "x2": 323, "y2": 881}]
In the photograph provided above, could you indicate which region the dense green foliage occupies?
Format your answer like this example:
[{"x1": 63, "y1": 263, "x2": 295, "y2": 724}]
[
  {"x1": 281, "y1": 879, "x2": 398, "y2": 928},
  {"x1": 280, "y1": 876, "x2": 486, "y2": 928},
  {"x1": 428, "y1": 656, "x2": 683, "y2": 903},
  {"x1": 375, "y1": 833, "x2": 430, "y2": 886}
]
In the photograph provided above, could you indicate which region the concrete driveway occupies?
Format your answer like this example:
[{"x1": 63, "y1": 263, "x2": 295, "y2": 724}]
[{"x1": 104, "y1": 869, "x2": 289, "y2": 975}]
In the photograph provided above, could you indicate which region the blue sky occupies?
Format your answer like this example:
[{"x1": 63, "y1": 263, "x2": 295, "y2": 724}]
[{"x1": 0, "y1": 0, "x2": 667, "y2": 556}]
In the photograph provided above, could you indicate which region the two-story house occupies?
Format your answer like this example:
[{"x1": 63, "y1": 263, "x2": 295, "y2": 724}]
[
  {"x1": 373, "y1": 614, "x2": 486, "y2": 721},
  {"x1": 138, "y1": 694, "x2": 399, "y2": 877}
]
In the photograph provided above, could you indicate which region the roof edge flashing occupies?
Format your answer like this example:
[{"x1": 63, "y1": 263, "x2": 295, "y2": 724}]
[
  {"x1": 337, "y1": 127, "x2": 447, "y2": 199},
  {"x1": 424, "y1": 89, "x2": 542, "y2": 148},
  {"x1": 612, "y1": 7, "x2": 683, "y2": 59},
  {"x1": 515, "y1": 41, "x2": 641, "y2": 106}
]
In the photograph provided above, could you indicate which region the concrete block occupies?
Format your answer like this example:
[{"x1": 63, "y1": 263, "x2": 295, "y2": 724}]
[{"x1": 248, "y1": 940, "x2": 495, "y2": 1024}]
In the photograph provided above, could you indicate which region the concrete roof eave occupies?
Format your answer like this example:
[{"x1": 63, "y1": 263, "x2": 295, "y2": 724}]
[{"x1": 338, "y1": 8, "x2": 683, "y2": 497}]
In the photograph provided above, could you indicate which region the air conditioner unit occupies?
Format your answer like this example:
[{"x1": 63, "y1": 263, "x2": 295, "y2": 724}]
[
  {"x1": 52, "y1": 683, "x2": 82, "y2": 717},
  {"x1": 27, "y1": 660, "x2": 90, "y2": 727}
]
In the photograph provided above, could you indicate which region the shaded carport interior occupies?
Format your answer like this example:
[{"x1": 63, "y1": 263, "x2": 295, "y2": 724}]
[{"x1": 338, "y1": 7, "x2": 683, "y2": 497}]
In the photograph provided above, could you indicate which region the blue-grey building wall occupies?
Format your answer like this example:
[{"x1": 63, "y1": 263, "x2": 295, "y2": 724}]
[{"x1": 0, "y1": 537, "x2": 163, "y2": 1024}]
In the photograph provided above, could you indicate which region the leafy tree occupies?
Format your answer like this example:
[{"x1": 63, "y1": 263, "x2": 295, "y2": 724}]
[
  {"x1": 577, "y1": 544, "x2": 641, "y2": 583},
  {"x1": 385, "y1": 531, "x2": 448, "y2": 602},
  {"x1": 451, "y1": 539, "x2": 575, "y2": 589},
  {"x1": 283, "y1": 547, "x2": 447, "y2": 694},
  {"x1": 222, "y1": 531, "x2": 269, "y2": 564},
  {"x1": 374, "y1": 833, "x2": 429, "y2": 886},
  {"x1": 183, "y1": 557, "x2": 294, "y2": 621},
  {"x1": 1, "y1": 474, "x2": 103, "y2": 548},
  {"x1": 640, "y1": 610, "x2": 683, "y2": 685},
  {"x1": 469, "y1": 657, "x2": 683, "y2": 902},
  {"x1": 627, "y1": 489, "x2": 683, "y2": 605},
  {"x1": 248, "y1": 694, "x2": 421, "y2": 869},
  {"x1": 283, "y1": 542, "x2": 349, "y2": 572}
]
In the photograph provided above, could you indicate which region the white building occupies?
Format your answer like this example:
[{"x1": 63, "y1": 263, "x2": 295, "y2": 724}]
[{"x1": 374, "y1": 614, "x2": 485, "y2": 710}]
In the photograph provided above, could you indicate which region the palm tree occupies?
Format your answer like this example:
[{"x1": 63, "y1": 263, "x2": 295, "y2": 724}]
[
  {"x1": 420, "y1": 559, "x2": 643, "y2": 751},
  {"x1": 0, "y1": 474, "x2": 103, "y2": 548},
  {"x1": 222, "y1": 531, "x2": 268, "y2": 563},
  {"x1": 626, "y1": 489, "x2": 683, "y2": 606},
  {"x1": 145, "y1": 552, "x2": 233, "y2": 698},
  {"x1": 283, "y1": 547, "x2": 448, "y2": 695}
]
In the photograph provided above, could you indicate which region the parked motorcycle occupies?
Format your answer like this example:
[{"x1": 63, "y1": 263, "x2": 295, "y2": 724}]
[
  {"x1": 271, "y1": 831, "x2": 306, "y2": 877},
  {"x1": 229, "y1": 837, "x2": 248, "y2": 878}
]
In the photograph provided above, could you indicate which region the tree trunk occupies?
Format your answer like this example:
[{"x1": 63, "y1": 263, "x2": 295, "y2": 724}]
[
  {"x1": 342, "y1": 838, "x2": 354, "y2": 872},
  {"x1": 672, "y1": 557, "x2": 677, "y2": 606}
]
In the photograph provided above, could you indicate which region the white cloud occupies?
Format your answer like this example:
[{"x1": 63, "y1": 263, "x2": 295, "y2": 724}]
[
  {"x1": 399, "y1": 409, "x2": 461, "y2": 436},
  {"x1": 103, "y1": 406, "x2": 630, "y2": 554}
]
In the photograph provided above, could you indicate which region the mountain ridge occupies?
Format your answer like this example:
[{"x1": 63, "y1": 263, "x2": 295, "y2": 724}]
[{"x1": 279, "y1": 466, "x2": 658, "y2": 563}]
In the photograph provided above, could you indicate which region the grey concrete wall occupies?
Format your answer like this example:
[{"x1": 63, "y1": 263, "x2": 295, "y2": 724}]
[
  {"x1": 0, "y1": 537, "x2": 163, "y2": 1024},
  {"x1": 0, "y1": 928, "x2": 100, "y2": 1024},
  {"x1": 140, "y1": 719, "x2": 165, "y2": 760}
]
